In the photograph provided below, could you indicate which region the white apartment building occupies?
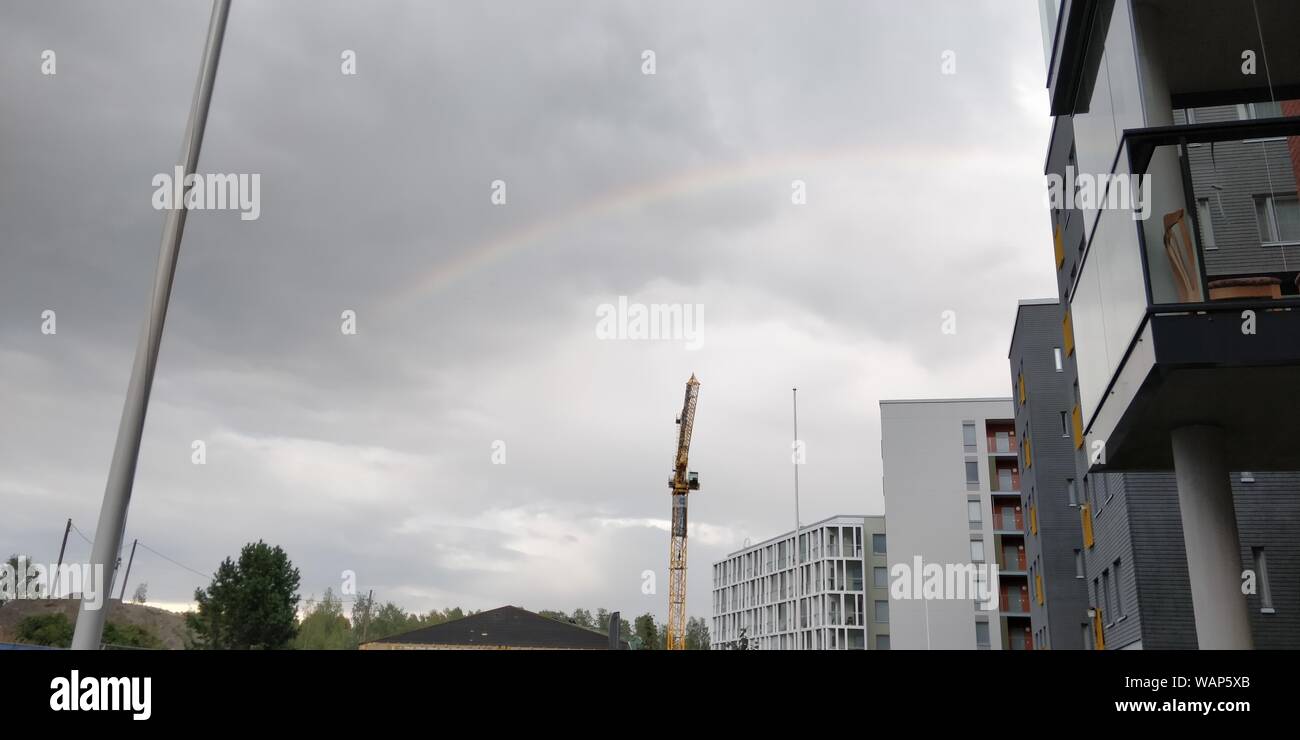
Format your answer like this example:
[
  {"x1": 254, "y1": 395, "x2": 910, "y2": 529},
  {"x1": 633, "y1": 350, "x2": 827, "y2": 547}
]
[
  {"x1": 881, "y1": 398, "x2": 1030, "y2": 650},
  {"x1": 711, "y1": 515, "x2": 889, "y2": 650}
]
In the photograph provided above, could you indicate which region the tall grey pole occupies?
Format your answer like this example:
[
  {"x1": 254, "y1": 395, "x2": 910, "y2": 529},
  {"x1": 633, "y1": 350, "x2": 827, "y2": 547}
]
[
  {"x1": 72, "y1": 0, "x2": 232, "y2": 650},
  {"x1": 53, "y1": 518, "x2": 71, "y2": 597},
  {"x1": 792, "y1": 388, "x2": 802, "y2": 649},
  {"x1": 118, "y1": 539, "x2": 139, "y2": 601}
]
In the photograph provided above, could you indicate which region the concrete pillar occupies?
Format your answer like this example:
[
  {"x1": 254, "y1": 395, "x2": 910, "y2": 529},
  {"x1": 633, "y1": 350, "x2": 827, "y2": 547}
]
[{"x1": 1170, "y1": 425, "x2": 1253, "y2": 649}]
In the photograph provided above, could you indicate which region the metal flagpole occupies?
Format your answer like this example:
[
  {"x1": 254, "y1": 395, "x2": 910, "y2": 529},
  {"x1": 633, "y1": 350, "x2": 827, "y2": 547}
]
[
  {"x1": 72, "y1": 0, "x2": 233, "y2": 650},
  {"x1": 793, "y1": 388, "x2": 801, "y2": 649}
]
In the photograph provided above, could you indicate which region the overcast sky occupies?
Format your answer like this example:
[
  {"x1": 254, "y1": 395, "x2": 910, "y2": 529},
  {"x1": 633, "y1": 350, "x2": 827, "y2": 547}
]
[{"x1": 1, "y1": 0, "x2": 1054, "y2": 621}]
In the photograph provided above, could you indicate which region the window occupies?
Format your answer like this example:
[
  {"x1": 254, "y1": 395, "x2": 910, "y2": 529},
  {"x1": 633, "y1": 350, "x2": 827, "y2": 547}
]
[
  {"x1": 965, "y1": 459, "x2": 980, "y2": 488},
  {"x1": 967, "y1": 500, "x2": 983, "y2": 527},
  {"x1": 974, "y1": 621, "x2": 990, "y2": 649},
  {"x1": 1053, "y1": 347, "x2": 1063, "y2": 371},
  {"x1": 1067, "y1": 478, "x2": 1078, "y2": 506},
  {"x1": 1074, "y1": 549, "x2": 1085, "y2": 578},
  {"x1": 874, "y1": 600, "x2": 889, "y2": 624},
  {"x1": 1237, "y1": 101, "x2": 1283, "y2": 120},
  {"x1": 1241, "y1": 471, "x2": 1256, "y2": 483},
  {"x1": 872, "y1": 533, "x2": 886, "y2": 555},
  {"x1": 1196, "y1": 197, "x2": 1217, "y2": 249},
  {"x1": 962, "y1": 422, "x2": 977, "y2": 452},
  {"x1": 970, "y1": 539, "x2": 985, "y2": 563},
  {"x1": 873, "y1": 566, "x2": 888, "y2": 589},
  {"x1": 1111, "y1": 559, "x2": 1124, "y2": 619},
  {"x1": 875, "y1": 634, "x2": 890, "y2": 650},
  {"x1": 1101, "y1": 569, "x2": 1111, "y2": 623},
  {"x1": 1060, "y1": 410, "x2": 1070, "y2": 437},
  {"x1": 1253, "y1": 547, "x2": 1274, "y2": 612},
  {"x1": 1254, "y1": 194, "x2": 1300, "y2": 245}
]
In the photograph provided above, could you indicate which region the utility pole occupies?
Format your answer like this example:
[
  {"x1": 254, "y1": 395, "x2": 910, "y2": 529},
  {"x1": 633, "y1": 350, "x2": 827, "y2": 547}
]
[
  {"x1": 118, "y1": 539, "x2": 139, "y2": 601},
  {"x1": 792, "y1": 388, "x2": 802, "y2": 649},
  {"x1": 72, "y1": 0, "x2": 232, "y2": 650},
  {"x1": 53, "y1": 518, "x2": 71, "y2": 597}
]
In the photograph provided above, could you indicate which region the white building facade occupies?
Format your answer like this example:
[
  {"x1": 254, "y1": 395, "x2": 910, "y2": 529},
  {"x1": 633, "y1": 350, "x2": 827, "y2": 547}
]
[
  {"x1": 711, "y1": 515, "x2": 888, "y2": 650},
  {"x1": 882, "y1": 398, "x2": 1030, "y2": 650}
]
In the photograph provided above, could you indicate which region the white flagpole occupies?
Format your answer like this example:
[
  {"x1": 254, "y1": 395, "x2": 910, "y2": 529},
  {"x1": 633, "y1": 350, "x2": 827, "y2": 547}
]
[{"x1": 72, "y1": 0, "x2": 232, "y2": 650}]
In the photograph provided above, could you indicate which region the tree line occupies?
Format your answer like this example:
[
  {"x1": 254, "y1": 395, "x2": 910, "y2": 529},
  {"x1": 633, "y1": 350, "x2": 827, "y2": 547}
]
[{"x1": 6, "y1": 542, "x2": 710, "y2": 649}]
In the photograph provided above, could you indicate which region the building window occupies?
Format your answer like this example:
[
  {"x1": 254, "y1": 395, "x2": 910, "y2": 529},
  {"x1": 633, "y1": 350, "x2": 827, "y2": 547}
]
[
  {"x1": 1060, "y1": 410, "x2": 1070, "y2": 437},
  {"x1": 1101, "y1": 569, "x2": 1111, "y2": 624},
  {"x1": 1111, "y1": 559, "x2": 1124, "y2": 619},
  {"x1": 967, "y1": 500, "x2": 982, "y2": 527},
  {"x1": 875, "y1": 634, "x2": 890, "y2": 650},
  {"x1": 1067, "y1": 478, "x2": 1078, "y2": 506},
  {"x1": 970, "y1": 539, "x2": 985, "y2": 563},
  {"x1": 965, "y1": 459, "x2": 980, "y2": 488},
  {"x1": 975, "y1": 621, "x2": 990, "y2": 649},
  {"x1": 1075, "y1": 549, "x2": 1085, "y2": 578},
  {"x1": 1196, "y1": 197, "x2": 1217, "y2": 249},
  {"x1": 1053, "y1": 347, "x2": 1063, "y2": 371},
  {"x1": 1241, "y1": 471, "x2": 1256, "y2": 483},
  {"x1": 962, "y1": 422, "x2": 977, "y2": 452},
  {"x1": 872, "y1": 533, "x2": 886, "y2": 555},
  {"x1": 1253, "y1": 547, "x2": 1274, "y2": 612},
  {"x1": 874, "y1": 600, "x2": 889, "y2": 624},
  {"x1": 1237, "y1": 101, "x2": 1284, "y2": 120},
  {"x1": 1254, "y1": 193, "x2": 1300, "y2": 245},
  {"x1": 874, "y1": 566, "x2": 888, "y2": 589}
]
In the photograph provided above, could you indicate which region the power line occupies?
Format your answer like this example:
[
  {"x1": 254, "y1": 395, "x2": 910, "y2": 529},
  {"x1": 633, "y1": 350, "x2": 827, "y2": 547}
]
[
  {"x1": 69, "y1": 522, "x2": 94, "y2": 545},
  {"x1": 135, "y1": 541, "x2": 210, "y2": 580}
]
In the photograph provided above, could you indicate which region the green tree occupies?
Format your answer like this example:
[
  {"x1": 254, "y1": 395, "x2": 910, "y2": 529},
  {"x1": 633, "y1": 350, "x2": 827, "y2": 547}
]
[
  {"x1": 685, "y1": 616, "x2": 711, "y2": 650},
  {"x1": 131, "y1": 582, "x2": 148, "y2": 604},
  {"x1": 187, "y1": 540, "x2": 300, "y2": 649},
  {"x1": 294, "y1": 589, "x2": 356, "y2": 650},
  {"x1": 570, "y1": 608, "x2": 594, "y2": 629},
  {"x1": 633, "y1": 612, "x2": 659, "y2": 650}
]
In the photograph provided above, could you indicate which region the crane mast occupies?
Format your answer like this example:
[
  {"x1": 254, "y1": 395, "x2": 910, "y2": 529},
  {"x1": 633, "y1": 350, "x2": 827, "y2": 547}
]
[{"x1": 667, "y1": 374, "x2": 701, "y2": 650}]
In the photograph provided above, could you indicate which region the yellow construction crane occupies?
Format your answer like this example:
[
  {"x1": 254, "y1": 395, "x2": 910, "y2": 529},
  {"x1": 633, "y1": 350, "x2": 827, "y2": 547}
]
[{"x1": 666, "y1": 374, "x2": 701, "y2": 650}]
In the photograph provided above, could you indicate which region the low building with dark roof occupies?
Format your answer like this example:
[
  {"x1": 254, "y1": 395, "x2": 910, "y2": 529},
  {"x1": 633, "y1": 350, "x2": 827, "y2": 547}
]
[{"x1": 359, "y1": 605, "x2": 627, "y2": 650}]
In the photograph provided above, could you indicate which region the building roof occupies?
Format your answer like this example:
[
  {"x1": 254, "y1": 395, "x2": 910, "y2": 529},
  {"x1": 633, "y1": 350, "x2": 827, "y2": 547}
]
[
  {"x1": 721, "y1": 513, "x2": 875, "y2": 557},
  {"x1": 364, "y1": 605, "x2": 624, "y2": 650}
]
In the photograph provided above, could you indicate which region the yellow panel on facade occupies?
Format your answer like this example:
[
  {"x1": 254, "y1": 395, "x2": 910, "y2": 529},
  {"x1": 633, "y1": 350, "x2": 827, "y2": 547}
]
[
  {"x1": 1030, "y1": 505, "x2": 1038, "y2": 535},
  {"x1": 1036, "y1": 572, "x2": 1044, "y2": 605},
  {"x1": 1081, "y1": 503, "x2": 1094, "y2": 548},
  {"x1": 1063, "y1": 310, "x2": 1075, "y2": 356}
]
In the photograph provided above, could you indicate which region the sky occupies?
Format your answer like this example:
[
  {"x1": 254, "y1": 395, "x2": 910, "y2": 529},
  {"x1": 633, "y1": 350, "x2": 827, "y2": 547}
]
[{"x1": 0, "y1": 0, "x2": 1055, "y2": 622}]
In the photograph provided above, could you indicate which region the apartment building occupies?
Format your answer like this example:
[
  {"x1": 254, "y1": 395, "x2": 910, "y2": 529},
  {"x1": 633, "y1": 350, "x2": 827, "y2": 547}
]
[
  {"x1": 1036, "y1": 0, "x2": 1300, "y2": 648},
  {"x1": 881, "y1": 399, "x2": 1029, "y2": 650},
  {"x1": 1010, "y1": 299, "x2": 1090, "y2": 650},
  {"x1": 710, "y1": 515, "x2": 885, "y2": 650}
]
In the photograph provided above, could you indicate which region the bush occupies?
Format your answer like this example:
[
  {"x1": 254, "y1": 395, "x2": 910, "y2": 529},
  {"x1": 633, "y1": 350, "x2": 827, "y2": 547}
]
[
  {"x1": 15, "y1": 613, "x2": 162, "y2": 649},
  {"x1": 16, "y1": 614, "x2": 74, "y2": 647}
]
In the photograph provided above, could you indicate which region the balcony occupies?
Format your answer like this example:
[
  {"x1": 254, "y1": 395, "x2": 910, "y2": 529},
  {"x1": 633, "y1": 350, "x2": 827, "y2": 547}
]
[
  {"x1": 1071, "y1": 117, "x2": 1300, "y2": 470},
  {"x1": 1047, "y1": 0, "x2": 1300, "y2": 118}
]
